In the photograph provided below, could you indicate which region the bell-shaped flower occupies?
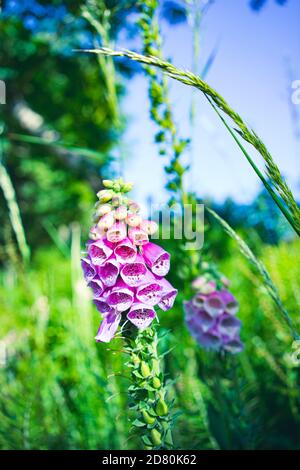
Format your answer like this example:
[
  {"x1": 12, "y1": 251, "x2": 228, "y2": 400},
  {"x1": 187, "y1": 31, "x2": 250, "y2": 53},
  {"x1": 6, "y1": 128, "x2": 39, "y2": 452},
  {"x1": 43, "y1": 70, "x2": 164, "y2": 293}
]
[
  {"x1": 223, "y1": 337, "x2": 244, "y2": 354},
  {"x1": 88, "y1": 278, "x2": 104, "y2": 299},
  {"x1": 217, "y1": 314, "x2": 241, "y2": 339},
  {"x1": 136, "y1": 271, "x2": 163, "y2": 306},
  {"x1": 127, "y1": 302, "x2": 156, "y2": 330},
  {"x1": 196, "y1": 330, "x2": 222, "y2": 351},
  {"x1": 219, "y1": 289, "x2": 239, "y2": 315},
  {"x1": 142, "y1": 242, "x2": 170, "y2": 277},
  {"x1": 114, "y1": 238, "x2": 137, "y2": 264},
  {"x1": 128, "y1": 227, "x2": 149, "y2": 246},
  {"x1": 106, "y1": 279, "x2": 134, "y2": 312},
  {"x1": 94, "y1": 297, "x2": 114, "y2": 315},
  {"x1": 106, "y1": 222, "x2": 127, "y2": 243},
  {"x1": 95, "y1": 311, "x2": 121, "y2": 343},
  {"x1": 141, "y1": 220, "x2": 158, "y2": 236},
  {"x1": 184, "y1": 301, "x2": 215, "y2": 333},
  {"x1": 120, "y1": 254, "x2": 147, "y2": 287},
  {"x1": 97, "y1": 211, "x2": 115, "y2": 231},
  {"x1": 157, "y1": 278, "x2": 177, "y2": 311},
  {"x1": 192, "y1": 292, "x2": 206, "y2": 309},
  {"x1": 126, "y1": 213, "x2": 142, "y2": 227},
  {"x1": 203, "y1": 293, "x2": 225, "y2": 317},
  {"x1": 81, "y1": 257, "x2": 96, "y2": 283},
  {"x1": 97, "y1": 257, "x2": 120, "y2": 287},
  {"x1": 114, "y1": 205, "x2": 128, "y2": 220},
  {"x1": 88, "y1": 240, "x2": 113, "y2": 266}
]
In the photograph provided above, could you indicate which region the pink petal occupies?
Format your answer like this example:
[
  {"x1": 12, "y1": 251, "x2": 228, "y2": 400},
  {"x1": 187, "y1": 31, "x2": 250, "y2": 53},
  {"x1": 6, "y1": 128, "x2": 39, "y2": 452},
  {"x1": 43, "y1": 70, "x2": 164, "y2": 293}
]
[
  {"x1": 120, "y1": 254, "x2": 147, "y2": 287},
  {"x1": 88, "y1": 278, "x2": 104, "y2": 298},
  {"x1": 127, "y1": 302, "x2": 156, "y2": 330},
  {"x1": 203, "y1": 293, "x2": 225, "y2": 317},
  {"x1": 157, "y1": 278, "x2": 177, "y2": 311},
  {"x1": 114, "y1": 238, "x2": 137, "y2": 264},
  {"x1": 106, "y1": 222, "x2": 127, "y2": 243},
  {"x1": 97, "y1": 258, "x2": 120, "y2": 287},
  {"x1": 81, "y1": 257, "x2": 96, "y2": 283},
  {"x1": 128, "y1": 227, "x2": 149, "y2": 246},
  {"x1": 218, "y1": 314, "x2": 241, "y2": 339},
  {"x1": 142, "y1": 242, "x2": 170, "y2": 276},
  {"x1": 87, "y1": 240, "x2": 113, "y2": 266},
  {"x1": 95, "y1": 312, "x2": 121, "y2": 343},
  {"x1": 137, "y1": 272, "x2": 163, "y2": 306},
  {"x1": 107, "y1": 279, "x2": 134, "y2": 312}
]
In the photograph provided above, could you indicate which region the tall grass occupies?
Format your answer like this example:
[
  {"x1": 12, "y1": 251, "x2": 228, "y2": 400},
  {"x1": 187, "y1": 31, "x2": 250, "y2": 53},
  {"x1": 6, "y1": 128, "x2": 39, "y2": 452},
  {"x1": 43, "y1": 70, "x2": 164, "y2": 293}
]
[{"x1": 0, "y1": 160, "x2": 30, "y2": 264}]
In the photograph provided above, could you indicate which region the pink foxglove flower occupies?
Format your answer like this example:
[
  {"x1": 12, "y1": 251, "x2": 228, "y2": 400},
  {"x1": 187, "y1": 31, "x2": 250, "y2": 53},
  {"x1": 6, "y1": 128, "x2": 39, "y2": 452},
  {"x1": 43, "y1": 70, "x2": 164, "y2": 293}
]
[
  {"x1": 184, "y1": 275, "x2": 243, "y2": 354},
  {"x1": 106, "y1": 221, "x2": 127, "y2": 243},
  {"x1": 158, "y1": 278, "x2": 178, "y2": 311},
  {"x1": 114, "y1": 238, "x2": 137, "y2": 264},
  {"x1": 81, "y1": 257, "x2": 96, "y2": 283},
  {"x1": 81, "y1": 179, "x2": 177, "y2": 343},
  {"x1": 128, "y1": 227, "x2": 149, "y2": 246},
  {"x1": 141, "y1": 242, "x2": 170, "y2": 277},
  {"x1": 136, "y1": 271, "x2": 164, "y2": 306},
  {"x1": 127, "y1": 302, "x2": 156, "y2": 329},
  {"x1": 88, "y1": 240, "x2": 113, "y2": 266},
  {"x1": 88, "y1": 278, "x2": 104, "y2": 299},
  {"x1": 97, "y1": 257, "x2": 120, "y2": 287},
  {"x1": 95, "y1": 311, "x2": 121, "y2": 343}
]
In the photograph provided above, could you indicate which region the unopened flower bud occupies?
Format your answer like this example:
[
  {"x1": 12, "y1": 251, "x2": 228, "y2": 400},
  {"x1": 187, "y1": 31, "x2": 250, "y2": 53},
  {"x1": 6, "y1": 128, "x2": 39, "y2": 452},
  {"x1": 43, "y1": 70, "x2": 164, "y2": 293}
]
[
  {"x1": 141, "y1": 361, "x2": 151, "y2": 378},
  {"x1": 128, "y1": 200, "x2": 140, "y2": 213},
  {"x1": 201, "y1": 280, "x2": 216, "y2": 295},
  {"x1": 150, "y1": 428, "x2": 162, "y2": 446},
  {"x1": 122, "y1": 182, "x2": 133, "y2": 193},
  {"x1": 114, "y1": 205, "x2": 127, "y2": 220},
  {"x1": 132, "y1": 353, "x2": 140, "y2": 365},
  {"x1": 89, "y1": 225, "x2": 104, "y2": 240},
  {"x1": 97, "y1": 204, "x2": 112, "y2": 217},
  {"x1": 155, "y1": 398, "x2": 168, "y2": 416},
  {"x1": 97, "y1": 212, "x2": 115, "y2": 231},
  {"x1": 128, "y1": 227, "x2": 149, "y2": 246},
  {"x1": 152, "y1": 377, "x2": 161, "y2": 389},
  {"x1": 106, "y1": 222, "x2": 127, "y2": 243},
  {"x1": 102, "y1": 179, "x2": 114, "y2": 189},
  {"x1": 126, "y1": 213, "x2": 142, "y2": 227},
  {"x1": 111, "y1": 195, "x2": 122, "y2": 207},
  {"x1": 221, "y1": 276, "x2": 230, "y2": 287},
  {"x1": 142, "y1": 410, "x2": 156, "y2": 425},
  {"x1": 92, "y1": 213, "x2": 100, "y2": 224},
  {"x1": 141, "y1": 220, "x2": 158, "y2": 236},
  {"x1": 97, "y1": 189, "x2": 114, "y2": 203}
]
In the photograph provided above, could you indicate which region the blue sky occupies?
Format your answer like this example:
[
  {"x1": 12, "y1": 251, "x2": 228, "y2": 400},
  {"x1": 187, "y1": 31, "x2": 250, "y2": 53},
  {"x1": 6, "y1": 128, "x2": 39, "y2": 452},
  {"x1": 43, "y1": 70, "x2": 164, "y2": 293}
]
[{"x1": 117, "y1": 0, "x2": 300, "y2": 207}]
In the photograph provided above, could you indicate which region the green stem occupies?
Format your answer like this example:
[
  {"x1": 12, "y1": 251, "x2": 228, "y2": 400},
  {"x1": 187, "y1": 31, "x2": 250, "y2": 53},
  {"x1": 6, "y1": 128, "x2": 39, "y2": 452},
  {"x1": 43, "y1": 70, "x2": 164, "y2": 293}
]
[{"x1": 123, "y1": 325, "x2": 174, "y2": 450}]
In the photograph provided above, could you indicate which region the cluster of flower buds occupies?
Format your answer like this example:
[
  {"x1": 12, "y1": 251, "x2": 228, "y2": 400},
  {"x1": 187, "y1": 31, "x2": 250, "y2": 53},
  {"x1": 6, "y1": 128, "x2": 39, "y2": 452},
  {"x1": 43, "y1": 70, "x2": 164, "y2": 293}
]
[
  {"x1": 81, "y1": 178, "x2": 178, "y2": 343},
  {"x1": 184, "y1": 274, "x2": 243, "y2": 354}
]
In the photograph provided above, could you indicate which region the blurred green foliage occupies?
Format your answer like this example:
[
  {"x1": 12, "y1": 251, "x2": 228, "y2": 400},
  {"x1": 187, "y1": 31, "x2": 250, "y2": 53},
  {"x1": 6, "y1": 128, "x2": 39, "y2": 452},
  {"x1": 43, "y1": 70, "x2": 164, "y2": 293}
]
[{"x1": 0, "y1": 1, "x2": 136, "y2": 249}]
